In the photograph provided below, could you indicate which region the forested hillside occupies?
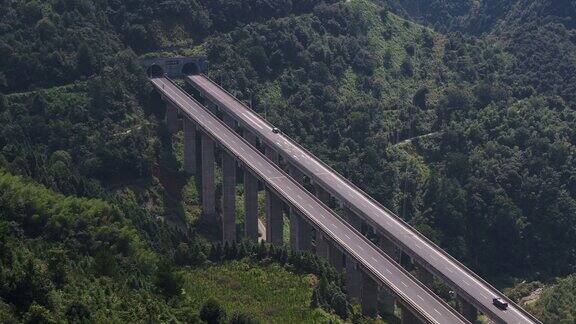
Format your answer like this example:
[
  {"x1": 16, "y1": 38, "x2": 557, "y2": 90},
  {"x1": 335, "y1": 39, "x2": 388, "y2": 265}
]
[
  {"x1": 527, "y1": 275, "x2": 576, "y2": 323},
  {"x1": 381, "y1": 0, "x2": 576, "y2": 34},
  {"x1": 380, "y1": 0, "x2": 576, "y2": 104},
  {"x1": 202, "y1": 0, "x2": 576, "y2": 282},
  {"x1": 1, "y1": 0, "x2": 575, "y2": 322},
  {"x1": 0, "y1": 0, "x2": 353, "y2": 322}
]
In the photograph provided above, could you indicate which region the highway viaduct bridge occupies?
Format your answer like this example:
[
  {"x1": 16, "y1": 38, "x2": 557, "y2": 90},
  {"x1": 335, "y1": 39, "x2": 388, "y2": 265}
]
[{"x1": 146, "y1": 60, "x2": 540, "y2": 324}]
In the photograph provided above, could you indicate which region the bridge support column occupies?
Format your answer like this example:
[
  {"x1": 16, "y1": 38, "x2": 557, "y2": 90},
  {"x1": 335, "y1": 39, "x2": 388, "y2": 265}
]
[
  {"x1": 265, "y1": 146, "x2": 283, "y2": 245},
  {"x1": 315, "y1": 232, "x2": 329, "y2": 259},
  {"x1": 379, "y1": 234, "x2": 400, "y2": 262},
  {"x1": 416, "y1": 263, "x2": 434, "y2": 288},
  {"x1": 222, "y1": 157, "x2": 236, "y2": 243},
  {"x1": 221, "y1": 115, "x2": 237, "y2": 243},
  {"x1": 265, "y1": 145, "x2": 279, "y2": 164},
  {"x1": 166, "y1": 104, "x2": 178, "y2": 134},
  {"x1": 243, "y1": 131, "x2": 259, "y2": 242},
  {"x1": 289, "y1": 165, "x2": 312, "y2": 252},
  {"x1": 329, "y1": 244, "x2": 344, "y2": 272},
  {"x1": 458, "y1": 295, "x2": 478, "y2": 322},
  {"x1": 346, "y1": 257, "x2": 362, "y2": 303},
  {"x1": 362, "y1": 271, "x2": 378, "y2": 317},
  {"x1": 265, "y1": 188, "x2": 284, "y2": 245},
  {"x1": 289, "y1": 165, "x2": 304, "y2": 184},
  {"x1": 205, "y1": 101, "x2": 219, "y2": 115},
  {"x1": 201, "y1": 133, "x2": 216, "y2": 218},
  {"x1": 379, "y1": 286, "x2": 396, "y2": 318},
  {"x1": 315, "y1": 184, "x2": 331, "y2": 206},
  {"x1": 344, "y1": 206, "x2": 362, "y2": 232},
  {"x1": 183, "y1": 118, "x2": 197, "y2": 174},
  {"x1": 290, "y1": 212, "x2": 312, "y2": 252},
  {"x1": 400, "y1": 304, "x2": 421, "y2": 324}
]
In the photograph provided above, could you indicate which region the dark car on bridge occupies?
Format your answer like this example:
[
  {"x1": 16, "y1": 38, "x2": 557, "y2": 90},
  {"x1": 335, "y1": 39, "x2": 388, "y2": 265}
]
[{"x1": 493, "y1": 298, "x2": 508, "y2": 310}]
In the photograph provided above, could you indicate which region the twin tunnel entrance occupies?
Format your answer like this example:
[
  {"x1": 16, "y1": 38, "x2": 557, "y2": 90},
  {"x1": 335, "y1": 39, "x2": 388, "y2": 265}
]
[{"x1": 147, "y1": 62, "x2": 200, "y2": 78}]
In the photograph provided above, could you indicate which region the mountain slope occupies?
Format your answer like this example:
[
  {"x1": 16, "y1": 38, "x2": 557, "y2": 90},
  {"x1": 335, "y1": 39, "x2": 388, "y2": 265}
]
[
  {"x1": 202, "y1": 0, "x2": 576, "y2": 283},
  {"x1": 1, "y1": 0, "x2": 575, "y2": 321}
]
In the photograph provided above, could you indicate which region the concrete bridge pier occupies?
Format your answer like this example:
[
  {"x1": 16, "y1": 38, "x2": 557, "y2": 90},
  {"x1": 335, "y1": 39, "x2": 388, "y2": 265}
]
[
  {"x1": 205, "y1": 101, "x2": 219, "y2": 115},
  {"x1": 458, "y1": 295, "x2": 478, "y2": 322},
  {"x1": 264, "y1": 145, "x2": 283, "y2": 244},
  {"x1": 166, "y1": 103, "x2": 178, "y2": 134},
  {"x1": 379, "y1": 285, "x2": 396, "y2": 318},
  {"x1": 221, "y1": 115, "x2": 237, "y2": 243},
  {"x1": 288, "y1": 165, "x2": 312, "y2": 252},
  {"x1": 345, "y1": 258, "x2": 362, "y2": 303},
  {"x1": 289, "y1": 165, "x2": 304, "y2": 184},
  {"x1": 264, "y1": 145, "x2": 279, "y2": 164},
  {"x1": 416, "y1": 263, "x2": 434, "y2": 288},
  {"x1": 243, "y1": 131, "x2": 259, "y2": 242},
  {"x1": 344, "y1": 206, "x2": 363, "y2": 232},
  {"x1": 362, "y1": 271, "x2": 379, "y2": 317},
  {"x1": 222, "y1": 151, "x2": 236, "y2": 243},
  {"x1": 265, "y1": 189, "x2": 284, "y2": 245},
  {"x1": 379, "y1": 234, "x2": 400, "y2": 262},
  {"x1": 329, "y1": 244, "x2": 344, "y2": 272},
  {"x1": 315, "y1": 232, "x2": 329, "y2": 259},
  {"x1": 201, "y1": 133, "x2": 216, "y2": 218},
  {"x1": 290, "y1": 211, "x2": 313, "y2": 251},
  {"x1": 399, "y1": 304, "x2": 421, "y2": 324},
  {"x1": 183, "y1": 118, "x2": 197, "y2": 174},
  {"x1": 315, "y1": 184, "x2": 331, "y2": 206}
]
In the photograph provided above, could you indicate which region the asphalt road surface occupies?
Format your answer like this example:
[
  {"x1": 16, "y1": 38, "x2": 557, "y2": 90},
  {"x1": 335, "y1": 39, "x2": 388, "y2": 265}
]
[
  {"x1": 152, "y1": 76, "x2": 468, "y2": 324},
  {"x1": 187, "y1": 74, "x2": 540, "y2": 324}
]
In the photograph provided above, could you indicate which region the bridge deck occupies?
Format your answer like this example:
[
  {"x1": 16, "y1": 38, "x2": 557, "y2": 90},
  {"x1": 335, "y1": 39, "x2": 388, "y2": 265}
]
[
  {"x1": 152, "y1": 76, "x2": 467, "y2": 324},
  {"x1": 186, "y1": 74, "x2": 540, "y2": 324}
]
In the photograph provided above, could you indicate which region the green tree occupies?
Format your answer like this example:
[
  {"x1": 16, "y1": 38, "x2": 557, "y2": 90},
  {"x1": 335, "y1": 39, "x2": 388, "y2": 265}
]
[
  {"x1": 23, "y1": 302, "x2": 56, "y2": 324},
  {"x1": 76, "y1": 43, "x2": 96, "y2": 77},
  {"x1": 200, "y1": 299, "x2": 226, "y2": 324},
  {"x1": 401, "y1": 58, "x2": 414, "y2": 76},
  {"x1": 65, "y1": 302, "x2": 91, "y2": 322},
  {"x1": 156, "y1": 262, "x2": 183, "y2": 299}
]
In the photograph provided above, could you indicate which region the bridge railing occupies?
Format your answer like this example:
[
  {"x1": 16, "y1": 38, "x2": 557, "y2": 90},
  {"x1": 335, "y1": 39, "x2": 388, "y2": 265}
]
[
  {"x1": 157, "y1": 76, "x2": 469, "y2": 324},
  {"x1": 187, "y1": 74, "x2": 541, "y2": 324}
]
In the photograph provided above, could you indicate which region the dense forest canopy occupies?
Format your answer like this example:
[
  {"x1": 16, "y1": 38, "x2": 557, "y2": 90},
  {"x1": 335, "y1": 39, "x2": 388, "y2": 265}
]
[
  {"x1": 202, "y1": 0, "x2": 576, "y2": 281},
  {"x1": 0, "y1": 0, "x2": 575, "y2": 322}
]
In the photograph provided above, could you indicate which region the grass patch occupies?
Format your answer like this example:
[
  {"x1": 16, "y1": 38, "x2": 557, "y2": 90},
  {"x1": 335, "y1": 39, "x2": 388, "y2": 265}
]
[{"x1": 180, "y1": 260, "x2": 342, "y2": 323}]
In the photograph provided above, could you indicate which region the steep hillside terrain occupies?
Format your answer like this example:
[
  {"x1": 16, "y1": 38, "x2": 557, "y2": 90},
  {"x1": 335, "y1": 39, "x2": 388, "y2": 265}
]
[
  {"x1": 381, "y1": 0, "x2": 576, "y2": 35},
  {"x1": 1, "y1": 0, "x2": 575, "y2": 322},
  {"x1": 0, "y1": 0, "x2": 353, "y2": 322},
  {"x1": 203, "y1": 0, "x2": 576, "y2": 283},
  {"x1": 380, "y1": 0, "x2": 576, "y2": 104},
  {"x1": 526, "y1": 275, "x2": 576, "y2": 323}
]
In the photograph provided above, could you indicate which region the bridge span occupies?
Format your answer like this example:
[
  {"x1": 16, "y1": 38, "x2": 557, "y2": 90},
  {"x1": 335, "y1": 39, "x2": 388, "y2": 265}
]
[
  {"x1": 151, "y1": 76, "x2": 468, "y2": 324},
  {"x1": 185, "y1": 74, "x2": 540, "y2": 324}
]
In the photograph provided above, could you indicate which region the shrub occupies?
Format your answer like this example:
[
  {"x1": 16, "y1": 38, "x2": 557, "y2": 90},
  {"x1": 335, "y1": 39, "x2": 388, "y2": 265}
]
[{"x1": 200, "y1": 299, "x2": 226, "y2": 324}]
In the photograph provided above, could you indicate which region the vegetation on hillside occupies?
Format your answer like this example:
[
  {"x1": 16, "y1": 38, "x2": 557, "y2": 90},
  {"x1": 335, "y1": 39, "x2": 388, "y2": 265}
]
[
  {"x1": 0, "y1": 170, "x2": 177, "y2": 322},
  {"x1": 203, "y1": 0, "x2": 576, "y2": 284},
  {"x1": 0, "y1": 169, "x2": 360, "y2": 322},
  {"x1": 1, "y1": 0, "x2": 575, "y2": 322},
  {"x1": 527, "y1": 275, "x2": 576, "y2": 323},
  {"x1": 0, "y1": 0, "x2": 362, "y2": 321},
  {"x1": 181, "y1": 261, "x2": 341, "y2": 323}
]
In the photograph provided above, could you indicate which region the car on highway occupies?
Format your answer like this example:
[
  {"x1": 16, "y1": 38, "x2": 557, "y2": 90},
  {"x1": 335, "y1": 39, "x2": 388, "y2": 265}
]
[
  {"x1": 493, "y1": 298, "x2": 508, "y2": 310},
  {"x1": 272, "y1": 127, "x2": 280, "y2": 134}
]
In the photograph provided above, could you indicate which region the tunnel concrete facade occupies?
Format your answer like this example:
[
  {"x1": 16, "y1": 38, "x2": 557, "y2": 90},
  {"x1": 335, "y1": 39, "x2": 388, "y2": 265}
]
[{"x1": 141, "y1": 57, "x2": 207, "y2": 79}]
